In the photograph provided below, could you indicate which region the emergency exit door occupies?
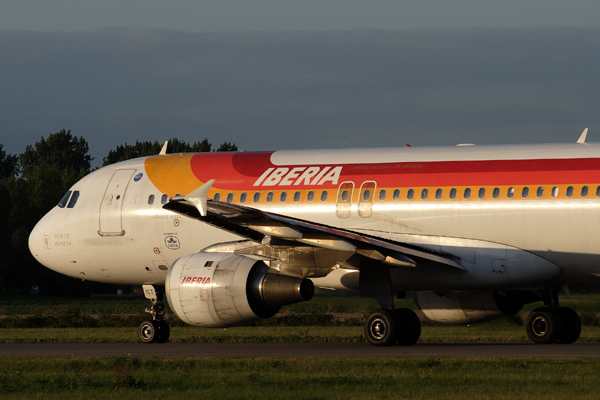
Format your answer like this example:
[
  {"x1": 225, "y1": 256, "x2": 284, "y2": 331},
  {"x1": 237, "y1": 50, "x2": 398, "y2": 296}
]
[{"x1": 336, "y1": 181, "x2": 354, "y2": 218}]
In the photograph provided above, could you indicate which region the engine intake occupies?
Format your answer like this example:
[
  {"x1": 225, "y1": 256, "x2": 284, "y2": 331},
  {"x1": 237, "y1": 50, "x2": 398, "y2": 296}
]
[{"x1": 166, "y1": 252, "x2": 313, "y2": 327}]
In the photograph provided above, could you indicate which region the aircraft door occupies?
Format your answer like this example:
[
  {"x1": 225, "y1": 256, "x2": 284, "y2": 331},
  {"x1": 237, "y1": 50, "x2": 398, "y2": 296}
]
[
  {"x1": 98, "y1": 169, "x2": 136, "y2": 236},
  {"x1": 336, "y1": 181, "x2": 354, "y2": 218},
  {"x1": 358, "y1": 181, "x2": 376, "y2": 218}
]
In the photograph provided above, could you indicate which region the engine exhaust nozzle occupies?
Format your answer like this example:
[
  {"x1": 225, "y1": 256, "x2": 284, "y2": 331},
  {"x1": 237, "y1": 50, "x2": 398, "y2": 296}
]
[{"x1": 261, "y1": 274, "x2": 315, "y2": 308}]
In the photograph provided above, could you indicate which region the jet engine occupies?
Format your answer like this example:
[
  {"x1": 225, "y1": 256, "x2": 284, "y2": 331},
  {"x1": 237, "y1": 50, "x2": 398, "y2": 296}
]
[
  {"x1": 166, "y1": 252, "x2": 314, "y2": 327},
  {"x1": 414, "y1": 291, "x2": 525, "y2": 324}
]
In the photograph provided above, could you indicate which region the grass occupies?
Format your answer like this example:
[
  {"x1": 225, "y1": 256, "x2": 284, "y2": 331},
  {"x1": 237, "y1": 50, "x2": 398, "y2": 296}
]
[
  {"x1": 2, "y1": 356, "x2": 600, "y2": 399},
  {"x1": 2, "y1": 292, "x2": 600, "y2": 399},
  {"x1": 2, "y1": 324, "x2": 600, "y2": 344},
  {"x1": 1, "y1": 289, "x2": 600, "y2": 343}
]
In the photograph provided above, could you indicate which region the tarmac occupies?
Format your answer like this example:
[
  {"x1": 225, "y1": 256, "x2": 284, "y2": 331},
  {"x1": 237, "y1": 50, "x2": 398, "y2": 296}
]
[{"x1": 2, "y1": 342, "x2": 600, "y2": 358}]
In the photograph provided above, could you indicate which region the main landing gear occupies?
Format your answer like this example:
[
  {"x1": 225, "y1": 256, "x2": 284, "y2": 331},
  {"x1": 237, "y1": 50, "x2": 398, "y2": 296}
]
[
  {"x1": 139, "y1": 285, "x2": 170, "y2": 343},
  {"x1": 359, "y1": 258, "x2": 421, "y2": 346},
  {"x1": 525, "y1": 289, "x2": 581, "y2": 344},
  {"x1": 364, "y1": 308, "x2": 421, "y2": 346}
]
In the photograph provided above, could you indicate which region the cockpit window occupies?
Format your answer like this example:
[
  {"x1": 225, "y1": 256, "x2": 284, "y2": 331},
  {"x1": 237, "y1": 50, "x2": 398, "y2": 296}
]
[
  {"x1": 67, "y1": 191, "x2": 80, "y2": 208},
  {"x1": 58, "y1": 191, "x2": 72, "y2": 208}
]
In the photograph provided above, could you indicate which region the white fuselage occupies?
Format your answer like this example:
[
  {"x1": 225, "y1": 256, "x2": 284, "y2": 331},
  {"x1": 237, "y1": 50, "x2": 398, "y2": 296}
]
[{"x1": 29, "y1": 142, "x2": 600, "y2": 292}]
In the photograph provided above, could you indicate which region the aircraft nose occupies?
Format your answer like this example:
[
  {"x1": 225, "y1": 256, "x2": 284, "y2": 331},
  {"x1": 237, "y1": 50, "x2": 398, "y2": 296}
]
[
  {"x1": 28, "y1": 204, "x2": 81, "y2": 278},
  {"x1": 28, "y1": 214, "x2": 50, "y2": 263}
]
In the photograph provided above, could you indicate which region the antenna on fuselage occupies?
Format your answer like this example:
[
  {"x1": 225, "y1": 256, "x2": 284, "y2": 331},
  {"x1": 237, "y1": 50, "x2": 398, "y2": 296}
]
[
  {"x1": 577, "y1": 128, "x2": 588, "y2": 144},
  {"x1": 159, "y1": 141, "x2": 169, "y2": 155}
]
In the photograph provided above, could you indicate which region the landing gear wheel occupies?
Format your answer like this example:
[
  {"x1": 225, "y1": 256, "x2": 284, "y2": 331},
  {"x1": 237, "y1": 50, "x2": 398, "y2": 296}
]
[
  {"x1": 395, "y1": 308, "x2": 421, "y2": 346},
  {"x1": 139, "y1": 320, "x2": 159, "y2": 343},
  {"x1": 526, "y1": 307, "x2": 564, "y2": 344},
  {"x1": 557, "y1": 307, "x2": 581, "y2": 344},
  {"x1": 364, "y1": 309, "x2": 399, "y2": 346},
  {"x1": 155, "y1": 320, "x2": 171, "y2": 343}
]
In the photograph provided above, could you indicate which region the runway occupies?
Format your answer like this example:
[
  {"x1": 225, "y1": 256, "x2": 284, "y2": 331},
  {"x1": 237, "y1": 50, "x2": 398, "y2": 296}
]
[{"x1": 2, "y1": 342, "x2": 600, "y2": 358}]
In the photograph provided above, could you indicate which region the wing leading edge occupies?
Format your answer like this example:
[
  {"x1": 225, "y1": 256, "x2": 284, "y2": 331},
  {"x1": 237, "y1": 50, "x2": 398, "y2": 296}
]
[{"x1": 163, "y1": 185, "x2": 465, "y2": 272}]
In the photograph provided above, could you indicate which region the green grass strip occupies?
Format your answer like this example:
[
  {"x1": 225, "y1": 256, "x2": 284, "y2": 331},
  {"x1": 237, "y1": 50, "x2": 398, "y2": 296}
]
[{"x1": 1, "y1": 356, "x2": 600, "y2": 399}]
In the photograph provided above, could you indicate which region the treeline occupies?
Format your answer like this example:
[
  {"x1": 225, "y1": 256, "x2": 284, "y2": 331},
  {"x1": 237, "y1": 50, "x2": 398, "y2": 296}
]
[{"x1": 0, "y1": 129, "x2": 236, "y2": 295}]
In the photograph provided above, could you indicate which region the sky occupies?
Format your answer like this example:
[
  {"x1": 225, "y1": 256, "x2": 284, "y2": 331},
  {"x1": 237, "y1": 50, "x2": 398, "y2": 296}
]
[{"x1": 2, "y1": 1, "x2": 600, "y2": 166}]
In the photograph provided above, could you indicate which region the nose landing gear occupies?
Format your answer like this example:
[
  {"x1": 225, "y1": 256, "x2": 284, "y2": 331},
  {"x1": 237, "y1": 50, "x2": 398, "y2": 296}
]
[{"x1": 139, "y1": 285, "x2": 170, "y2": 343}]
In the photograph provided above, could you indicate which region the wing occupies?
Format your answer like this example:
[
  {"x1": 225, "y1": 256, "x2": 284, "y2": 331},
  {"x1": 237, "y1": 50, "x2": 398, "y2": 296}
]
[{"x1": 163, "y1": 185, "x2": 464, "y2": 272}]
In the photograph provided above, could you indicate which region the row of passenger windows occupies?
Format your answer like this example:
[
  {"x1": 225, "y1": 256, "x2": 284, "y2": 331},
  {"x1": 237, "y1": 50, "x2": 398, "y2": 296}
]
[
  {"x1": 210, "y1": 185, "x2": 599, "y2": 204},
  {"x1": 146, "y1": 191, "x2": 327, "y2": 205},
  {"x1": 146, "y1": 184, "x2": 600, "y2": 206},
  {"x1": 389, "y1": 185, "x2": 600, "y2": 200},
  {"x1": 213, "y1": 190, "x2": 328, "y2": 204},
  {"x1": 147, "y1": 194, "x2": 169, "y2": 205}
]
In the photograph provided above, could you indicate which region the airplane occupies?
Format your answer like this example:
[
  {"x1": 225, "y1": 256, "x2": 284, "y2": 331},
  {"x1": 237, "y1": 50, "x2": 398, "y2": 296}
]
[{"x1": 28, "y1": 130, "x2": 599, "y2": 346}]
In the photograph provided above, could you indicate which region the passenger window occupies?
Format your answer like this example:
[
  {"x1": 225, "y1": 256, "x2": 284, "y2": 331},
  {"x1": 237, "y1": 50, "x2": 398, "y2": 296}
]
[
  {"x1": 280, "y1": 192, "x2": 287, "y2": 203},
  {"x1": 293, "y1": 191, "x2": 301, "y2": 203},
  {"x1": 379, "y1": 189, "x2": 386, "y2": 201},
  {"x1": 226, "y1": 193, "x2": 234, "y2": 203},
  {"x1": 435, "y1": 188, "x2": 442, "y2": 200},
  {"x1": 321, "y1": 191, "x2": 328, "y2": 202},
  {"x1": 148, "y1": 194, "x2": 155, "y2": 205},
  {"x1": 421, "y1": 188, "x2": 428, "y2": 200},
  {"x1": 597, "y1": 186, "x2": 600, "y2": 197},
  {"x1": 507, "y1": 187, "x2": 514, "y2": 199},
  {"x1": 240, "y1": 192, "x2": 247, "y2": 204},
  {"x1": 463, "y1": 188, "x2": 471, "y2": 199},
  {"x1": 393, "y1": 189, "x2": 400, "y2": 201},
  {"x1": 267, "y1": 192, "x2": 274, "y2": 203},
  {"x1": 582, "y1": 186, "x2": 589, "y2": 198},
  {"x1": 536, "y1": 187, "x2": 544, "y2": 198},
  {"x1": 363, "y1": 189, "x2": 371, "y2": 201},
  {"x1": 449, "y1": 188, "x2": 457, "y2": 199},
  {"x1": 58, "y1": 191, "x2": 72, "y2": 208},
  {"x1": 161, "y1": 194, "x2": 168, "y2": 204},
  {"x1": 407, "y1": 189, "x2": 414, "y2": 200},
  {"x1": 253, "y1": 192, "x2": 260, "y2": 203},
  {"x1": 307, "y1": 190, "x2": 314, "y2": 202},
  {"x1": 492, "y1": 187, "x2": 500, "y2": 199},
  {"x1": 566, "y1": 186, "x2": 574, "y2": 198},
  {"x1": 521, "y1": 187, "x2": 529, "y2": 199},
  {"x1": 341, "y1": 190, "x2": 349, "y2": 202},
  {"x1": 478, "y1": 188, "x2": 485, "y2": 199},
  {"x1": 213, "y1": 193, "x2": 221, "y2": 202},
  {"x1": 551, "y1": 186, "x2": 559, "y2": 198},
  {"x1": 67, "y1": 191, "x2": 80, "y2": 208}
]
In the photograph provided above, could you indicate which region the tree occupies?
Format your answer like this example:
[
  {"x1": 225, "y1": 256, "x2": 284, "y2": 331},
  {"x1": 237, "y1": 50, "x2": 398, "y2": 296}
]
[
  {"x1": 0, "y1": 144, "x2": 19, "y2": 180},
  {"x1": 0, "y1": 144, "x2": 19, "y2": 290},
  {"x1": 1, "y1": 130, "x2": 94, "y2": 293},
  {"x1": 216, "y1": 141, "x2": 238, "y2": 152},
  {"x1": 102, "y1": 138, "x2": 236, "y2": 166},
  {"x1": 20, "y1": 129, "x2": 92, "y2": 213}
]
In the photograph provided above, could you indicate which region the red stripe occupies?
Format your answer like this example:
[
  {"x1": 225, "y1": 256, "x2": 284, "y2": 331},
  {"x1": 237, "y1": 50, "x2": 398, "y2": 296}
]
[{"x1": 189, "y1": 152, "x2": 600, "y2": 189}]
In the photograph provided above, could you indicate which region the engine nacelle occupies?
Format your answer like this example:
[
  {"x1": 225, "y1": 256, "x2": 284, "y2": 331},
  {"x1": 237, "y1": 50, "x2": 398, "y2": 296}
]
[
  {"x1": 414, "y1": 291, "x2": 523, "y2": 324},
  {"x1": 166, "y1": 252, "x2": 314, "y2": 327}
]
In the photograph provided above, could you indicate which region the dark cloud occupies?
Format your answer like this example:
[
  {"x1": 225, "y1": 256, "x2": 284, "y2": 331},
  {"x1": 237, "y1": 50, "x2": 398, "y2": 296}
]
[{"x1": 1, "y1": 27, "x2": 599, "y2": 165}]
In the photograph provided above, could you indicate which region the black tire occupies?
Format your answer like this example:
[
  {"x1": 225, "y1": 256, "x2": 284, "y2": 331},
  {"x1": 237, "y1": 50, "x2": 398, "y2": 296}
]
[
  {"x1": 526, "y1": 307, "x2": 564, "y2": 344},
  {"x1": 395, "y1": 308, "x2": 421, "y2": 346},
  {"x1": 138, "y1": 320, "x2": 158, "y2": 344},
  {"x1": 156, "y1": 320, "x2": 171, "y2": 343},
  {"x1": 557, "y1": 307, "x2": 581, "y2": 344},
  {"x1": 364, "y1": 309, "x2": 399, "y2": 346}
]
